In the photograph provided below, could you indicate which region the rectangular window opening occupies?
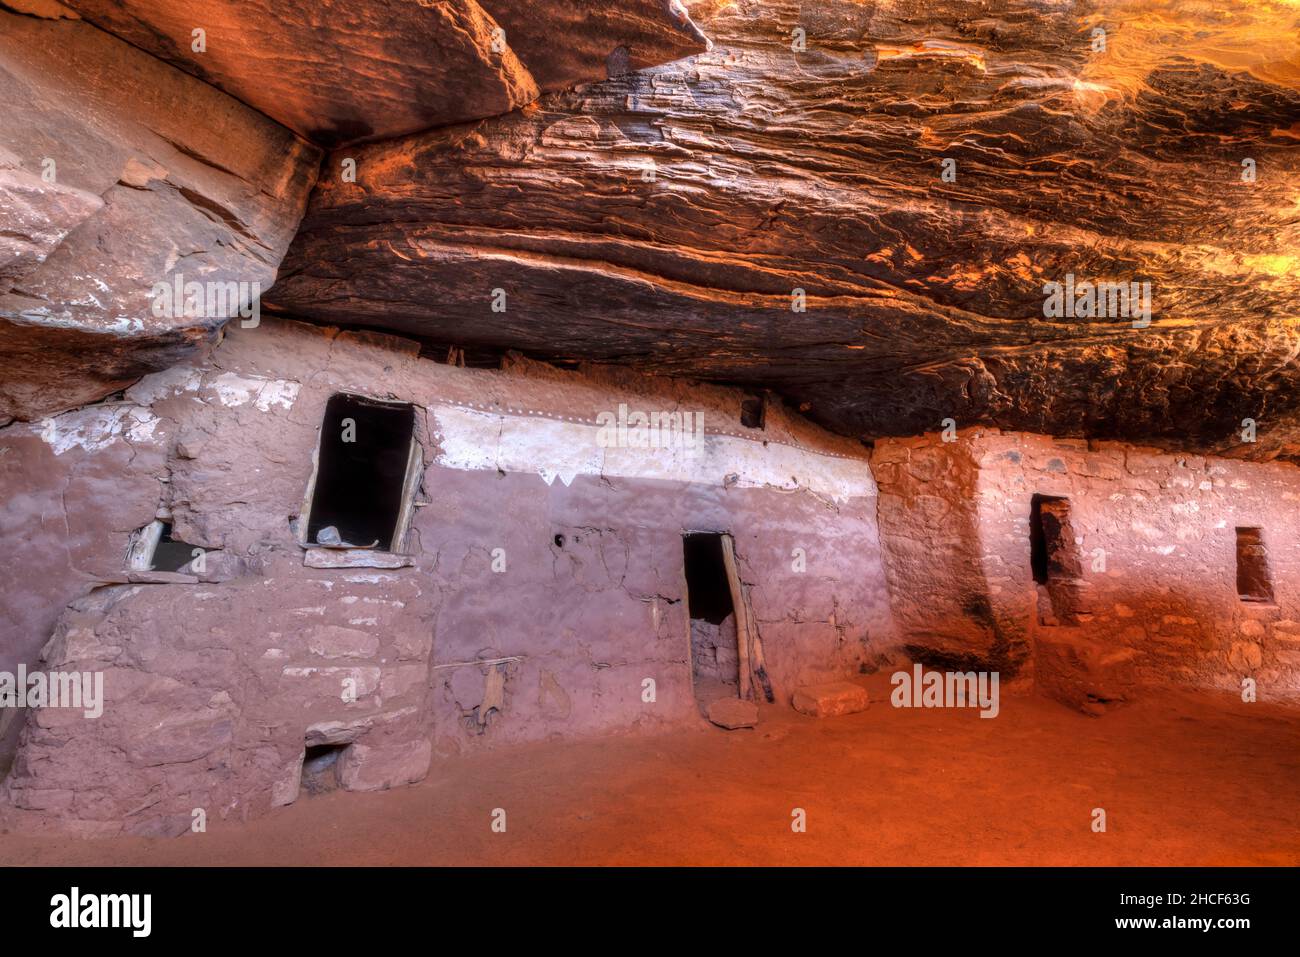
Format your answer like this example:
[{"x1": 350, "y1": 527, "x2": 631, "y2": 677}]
[
  {"x1": 305, "y1": 394, "x2": 418, "y2": 553},
  {"x1": 151, "y1": 522, "x2": 198, "y2": 572},
  {"x1": 1235, "y1": 527, "x2": 1273, "y2": 603},
  {"x1": 127, "y1": 518, "x2": 199, "y2": 573},
  {"x1": 740, "y1": 394, "x2": 765, "y2": 430}
]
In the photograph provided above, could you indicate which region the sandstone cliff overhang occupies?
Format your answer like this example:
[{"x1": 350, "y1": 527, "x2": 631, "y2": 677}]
[
  {"x1": 54, "y1": 0, "x2": 711, "y2": 145},
  {"x1": 0, "y1": 0, "x2": 709, "y2": 422},
  {"x1": 268, "y1": 0, "x2": 1300, "y2": 461},
  {"x1": 0, "y1": 7, "x2": 322, "y2": 422},
  {"x1": 4, "y1": 0, "x2": 1300, "y2": 462}
]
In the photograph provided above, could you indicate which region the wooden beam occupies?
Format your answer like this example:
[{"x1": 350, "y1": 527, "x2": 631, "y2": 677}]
[{"x1": 720, "y1": 534, "x2": 752, "y2": 701}]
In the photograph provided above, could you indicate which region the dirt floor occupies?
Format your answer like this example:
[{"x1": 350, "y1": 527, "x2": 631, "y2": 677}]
[{"x1": 3, "y1": 677, "x2": 1298, "y2": 866}]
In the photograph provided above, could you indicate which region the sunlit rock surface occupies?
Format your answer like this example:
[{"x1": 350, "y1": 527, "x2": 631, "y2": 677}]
[
  {"x1": 0, "y1": 8, "x2": 321, "y2": 422},
  {"x1": 58, "y1": 0, "x2": 709, "y2": 144}
]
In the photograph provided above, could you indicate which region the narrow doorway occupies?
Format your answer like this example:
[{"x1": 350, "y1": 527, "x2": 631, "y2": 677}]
[
  {"x1": 1235, "y1": 527, "x2": 1273, "y2": 603},
  {"x1": 1030, "y1": 494, "x2": 1083, "y2": 624},
  {"x1": 683, "y1": 532, "x2": 740, "y2": 711}
]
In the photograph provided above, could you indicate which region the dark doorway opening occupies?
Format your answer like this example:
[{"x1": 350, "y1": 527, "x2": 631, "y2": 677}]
[
  {"x1": 683, "y1": 533, "x2": 740, "y2": 710},
  {"x1": 150, "y1": 522, "x2": 198, "y2": 572},
  {"x1": 307, "y1": 394, "x2": 415, "y2": 551},
  {"x1": 740, "y1": 394, "x2": 765, "y2": 430},
  {"x1": 1030, "y1": 495, "x2": 1083, "y2": 624},
  {"x1": 1235, "y1": 527, "x2": 1273, "y2": 603},
  {"x1": 1029, "y1": 494, "x2": 1066, "y2": 585},
  {"x1": 684, "y1": 533, "x2": 734, "y2": 625}
]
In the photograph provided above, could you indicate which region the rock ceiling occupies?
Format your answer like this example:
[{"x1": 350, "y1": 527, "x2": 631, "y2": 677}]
[
  {"x1": 269, "y1": 0, "x2": 1300, "y2": 459},
  {"x1": 3, "y1": 0, "x2": 1299, "y2": 459}
]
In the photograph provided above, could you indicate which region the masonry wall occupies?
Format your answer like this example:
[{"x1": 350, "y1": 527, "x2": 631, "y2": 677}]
[
  {"x1": 873, "y1": 430, "x2": 1300, "y2": 709},
  {"x1": 0, "y1": 318, "x2": 895, "y2": 835},
  {"x1": 867, "y1": 437, "x2": 1025, "y2": 672}
]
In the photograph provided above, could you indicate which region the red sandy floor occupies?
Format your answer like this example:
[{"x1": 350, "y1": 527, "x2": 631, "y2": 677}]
[{"x1": 2, "y1": 678, "x2": 1298, "y2": 866}]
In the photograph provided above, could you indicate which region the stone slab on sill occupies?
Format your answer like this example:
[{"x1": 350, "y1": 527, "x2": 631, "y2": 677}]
[{"x1": 303, "y1": 547, "x2": 413, "y2": 570}]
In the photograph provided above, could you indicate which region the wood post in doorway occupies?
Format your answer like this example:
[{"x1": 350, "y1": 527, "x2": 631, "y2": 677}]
[{"x1": 720, "y1": 534, "x2": 774, "y2": 703}]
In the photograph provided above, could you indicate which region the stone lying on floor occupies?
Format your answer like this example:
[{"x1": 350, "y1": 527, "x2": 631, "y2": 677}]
[
  {"x1": 338, "y1": 740, "x2": 434, "y2": 792},
  {"x1": 791, "y1": 681, "x2": 870, "y2": 718},
  {"x1": 706, "y1": 697, "x2": 758, "y2": 730}
]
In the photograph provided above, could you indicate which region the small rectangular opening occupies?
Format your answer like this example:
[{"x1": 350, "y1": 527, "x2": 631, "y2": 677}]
[
  {"x1": 300, "y1": 743, "x2": 349, "y2": 796},
  {"x1": 740, "y1": 394, "x2": 765, "y2": 430},
  {"x1": 305, "y1": 394, "x2": 417, "y2": 552},
  {"x1": 683, "y1": 533, "x2": 739, "y2": 709},
  {"x1": 1235, "y1": 527, "x2": 1273, "y2": 603},
  {"x1": 128, "y1": 518, "x2": 199, "y2": 573},
  {"x1": 150, "y1": 522, "x2": 198, "y2": 572}
]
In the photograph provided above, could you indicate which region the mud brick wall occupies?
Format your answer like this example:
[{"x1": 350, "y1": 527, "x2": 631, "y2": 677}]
[
  {"x1": 867, "y1": 437, "x2": 1019, "y2": 670},
  {"x1": 873, "y1": 430, "x2": 1300, "y2": 705},
  {"x1": 0, "y1": 317, "x2": 894, "y2": 834}
]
